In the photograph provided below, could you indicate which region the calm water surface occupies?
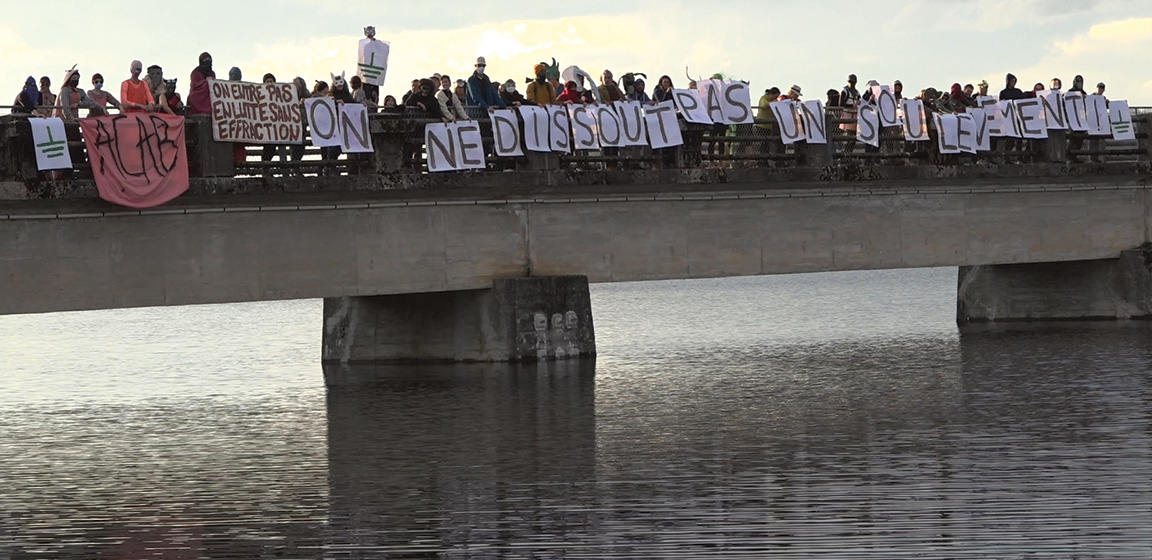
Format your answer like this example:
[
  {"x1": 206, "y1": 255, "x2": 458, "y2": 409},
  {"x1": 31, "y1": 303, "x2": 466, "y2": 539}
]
[{"x1": 2, "y1": 269, "x2": 1151, "y2": 558}]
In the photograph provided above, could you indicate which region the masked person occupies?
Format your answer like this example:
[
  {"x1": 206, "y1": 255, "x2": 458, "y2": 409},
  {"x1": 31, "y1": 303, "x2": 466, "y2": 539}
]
[
  {"x1": 88, "y1": 73, "x2": 121, "y2": 112},
  {"x1": 228, "y1": 67, "x2": 242, "y2": 82},
  {"x1": 13, "y1": 76, "x2": 41, "y2": 114},
  {"x1": 526, "y1": 62, "x2": 556, "y2": 105},
  {"x1": 159, "y1": 79, "x2": 184, "y2": 115},
  {"x1": 120, "y1": 60, "x2": 155, "y2": 112},
  {"x1": 187, "y1": 52, "x2": 215, "y2": 115},
  {"x1": 146, "y1": 65, "x2": 166, "y2": 101},
  {"x1": 55, "y1": 66, "x2": 99, "y2": 120},
  {"x1": 465, "y1": 57, "x2": 506, "y2": 111},
  {"x1": 37, "y1": 76, "x2": 56, "y2": 117},
  {"x1": 500, "y1": 79, "x2": 530, "y2": 107}
]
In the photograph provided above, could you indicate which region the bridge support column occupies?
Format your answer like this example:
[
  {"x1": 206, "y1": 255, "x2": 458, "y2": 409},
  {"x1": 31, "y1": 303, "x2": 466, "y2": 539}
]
[
  {"x1": 957, "y1": 248, "x2": 1152, "y2": 324},
  {"x1": 322, "y1": 276, "x2": 596, "y2": 363}
]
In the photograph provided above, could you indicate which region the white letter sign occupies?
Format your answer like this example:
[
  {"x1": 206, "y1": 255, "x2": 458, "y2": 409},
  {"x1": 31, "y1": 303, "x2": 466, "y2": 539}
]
[
  {"x1": 645, "y1": 101, "x2": 683, "y2": 149},
  {"x1": 490, "y1": 109, "x2": 523, "y2": 157}
]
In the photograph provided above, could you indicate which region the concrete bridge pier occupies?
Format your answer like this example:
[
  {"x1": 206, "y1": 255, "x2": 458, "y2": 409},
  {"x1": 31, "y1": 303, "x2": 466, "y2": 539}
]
[
  {"x1": 957, "y1": 248, "x2": 1152, "y2": 324},
  {"x1": 322, "y1": 276, "x2": 595, "y2": 363}
]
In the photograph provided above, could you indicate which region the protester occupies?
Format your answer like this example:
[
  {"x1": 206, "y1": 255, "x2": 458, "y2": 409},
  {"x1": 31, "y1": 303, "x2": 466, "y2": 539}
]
[
  {"x1": 653, "y1": 75, "x2": 674, "y2": 104},
  {"x1": 1069, "y1": 75, "x2": 1086, "y2": 94},
  {"x1": 402, "y1": 79, "x2": 420, "y2": 105},
  {"x1": 499, "y1": 79, "x2": 530, "y2": 107},
  {"x1": 437, "y1": 75, "x2": 469, "y2": 121},
  {"x1": 627, "y1": 78, "x2": 651, "y2": 103},
  {"x1": 350, "y1": 75, "x2": 378, "y2": 111},
  {"x1": 291, "y1": 77, "x2": 310, "y2": 167},
  {"x1": 159, "y1": 79, "x2": 184, "y2": 115},
  {"x1": 12, "y1": 77, "x2": 41, "y2": 114},
  {"x1": 54, "y1": 67, "x2": 99, "y2": 120},
  {"x1": 526, "y1": 62, "x2": 556, "y2": 106},
  {"x1": 120, "y1": 60, "x2": 154, "y2": 112},
  {"x1": 38, "y1": 76, "x2": 56, "y2": 116},
  {"x1": 88, "y1": 73, "x2": 121, "y2": 112},
  {"x1": 977, "y1": 80, "x2": 989, "y2": 97},
  {"x1": 1096, "y1": 82, "x2": 1106, "y2": 97},
  {"x1": 1028, "y1": 82, "x2": 1044, "y2": 98},
  {"x1": 840, "y1": 74, "x2": 860, "y2": 108},
  {"x1": 893, "y1": 80, "x2": 904, "y2": 101},
  {"x1": 406, "y1": 77, "x2": 445, "y2": 120},
  {"x1": 557, "y1": 80, "x2": 582, "y2": 104},
  {"x1": 187, "y1": 52, "x2": 215, "y2": 115},
  {"x1": 330, "y1": 73, "x2": 354, "y2": 105},
  {"x1": 229, "y1": 67, "x2": 242, "y2": 82},
  {"x1": 826, "y1": 89, "x2": 840, "y2": 107},
  {"x1": 381, "y1": 94, "x2": 402, "y2": 114},
  {"x1": 454, "y1": 79, "x2": 467, "y2": 101},
  {"x1": 1049, "y1": 77, "x2": 1062, "y2": 91},
  {"x1": 951, "y1": 83, "x2": 977, "y2": 112},
  {"x1": 466, "y1": 57, "x2": 506, "y2": 111},
  {"x1": 312, "y1": 80, "x2": 329, "y2": 97},
  {"x1": 597, "y1": 70, "x2": 623, "y2": 103},
  {"x1": 146, "y1": 65, "x2": 165, "y2": 101},
  {"x1": 786, "y1": 84, "x2": 801, "y2": 101},
  {"x1": 999, "y1": 73, "x2": 1025, "y2": 100}
]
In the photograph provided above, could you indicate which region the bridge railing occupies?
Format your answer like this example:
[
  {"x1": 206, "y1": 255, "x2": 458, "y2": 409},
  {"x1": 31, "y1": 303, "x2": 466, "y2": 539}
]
[{"x1": 1, "y1": 105, "x2": 1149, "y2": 183}]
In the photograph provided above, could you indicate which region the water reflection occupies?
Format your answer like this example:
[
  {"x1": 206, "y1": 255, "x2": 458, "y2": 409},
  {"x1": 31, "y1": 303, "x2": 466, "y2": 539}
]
[{"x1": 325, "y1": 360, "x2": 596, "y2": 558}]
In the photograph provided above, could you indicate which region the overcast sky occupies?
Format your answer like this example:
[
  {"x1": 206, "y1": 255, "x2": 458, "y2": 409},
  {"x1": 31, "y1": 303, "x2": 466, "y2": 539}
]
[{"x1": 3, "y1": 0, "x2": 1149, "y2": 104}]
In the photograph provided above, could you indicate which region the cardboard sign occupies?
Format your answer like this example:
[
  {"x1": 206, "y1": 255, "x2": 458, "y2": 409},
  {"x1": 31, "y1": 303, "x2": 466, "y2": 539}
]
[
  {"x1": 208, "y1": 79, "x2": 302, "y2": 144},
  {"x1": 518, "y1": 105, "x2": 550, "y2": 152},
  {"x1": 857, "y1": 104, "x2": 880, "y2": 147},
  {"x1": 304, "y1": 98, "x2": 341, "y2": 147},
  {"x1": 645, "y1": 101, "x2": 683, "y2": 149},
  {"x1": 770, "y1": 100, "x2": 804, "y2": 145},
  {"x1": 1085, "y1": 94, "x2": 1110, "y2": 136},
  {"x1": 801, "y1": 100, "x2": 826, "y2": 144},
  {"x1": 357, "y1": 38, "x2": 391, "y2": 87},
  {"x1": 1110, "y1": 100, "x2": 1136, "y2": 141},
  {"x1": 490, "y1": 109, "x2": 524, "y2": 157},
  {"x1": 614, "y1": 101, "x2": 648, "y2": 147},
  {"x1": 934, "y1": 114, "x2": 961, "y2": 154},
  {"x1": 595, "y1": 104, "x2": 624, "y2": 148},
  {"x1": 29, "y1": 117, "x2": 73, "y2": 170},
  {"x1": 1038, "y1": 91, "x2": 1066, "y2": 130},
  {"x1": 1014, "y1": 98, "x2": 1047, "y2": 139},
  {"x1": 80, "y1": 114, "x2": 189, "y2": 208},
  {"x1": 672, "y1": 88, "x2": 713, "y2": 125},
  {"x1": 968, "y1": 108, "x2": 990, "y2": 152},
  {"x1": 547, "y1": 105, "x2": 571, "y2": 153},
  {"x1": 1063, "y1": 92, "x2": 1088, "y2": 132},
  {"x1": 874, "y1": 86, "x2": 899, "y2": 127},
  {"x1": 901, "y1": 99, "x2": 928, "y2": 141},
  {"x1": 568, "y1": 104, "x2": 599, "y2": 150}
]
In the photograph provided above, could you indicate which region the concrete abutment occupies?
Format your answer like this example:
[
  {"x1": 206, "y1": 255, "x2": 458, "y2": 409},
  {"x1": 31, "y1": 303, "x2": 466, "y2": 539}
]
[
  {"x1": 322, "y1": 276, "x2": 595, "y2": 363},
  {"x1": 957, "y1": 248, "x2": 1152, "y2": 324}
]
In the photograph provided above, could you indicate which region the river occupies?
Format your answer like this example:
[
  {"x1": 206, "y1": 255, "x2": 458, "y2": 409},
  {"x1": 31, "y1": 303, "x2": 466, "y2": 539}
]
[{"x1": 2, "y1": 268, "x2": 1151, "y2": 558}]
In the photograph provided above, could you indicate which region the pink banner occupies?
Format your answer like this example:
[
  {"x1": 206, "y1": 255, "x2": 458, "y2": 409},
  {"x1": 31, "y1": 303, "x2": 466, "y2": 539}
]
[{"x1": 80, "y1": 114, "x2": 189, "y2": 208}]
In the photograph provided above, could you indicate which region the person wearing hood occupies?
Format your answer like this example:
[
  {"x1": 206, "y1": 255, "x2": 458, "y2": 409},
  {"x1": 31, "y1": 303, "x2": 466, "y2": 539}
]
[
  {"x1": 951, "y1": 83, "x2": 977, "y2": 112},
  {"x1": 88, "y1": 73, "x2": 121, "y2": 112},
  {"x1": 228, "y1": 67, "x2": 242, "y2": 82},
  {"x1": 893, "y1": 80, "x2": 904, "y2": 101},
  {"x1": 405, "y1": 78, "x2": 445, "y2": 120},
  {"x1": 56, "y1": 67, "x2": 99, "y2": 120},
  {"x1": 526, "y1": 62, "x2": 556, "y2": 105},
  {"x1": 999, "y1": 73, "x2": 1025, "y2": 100},
  {"x1": 146, "y1": 65, "x2": 166, "y2": 101},
  {"x1": 13, "y1": 77, "x2": 41, "y2": 114},
  {"x1": 187, "y1": 52, "x2": 215, "y2": 115},
  {"x1": 465, "y1": 56, "x2": 506, "y2": 111},
  {"x1": 556, "y1": 80, "x2": 583, "y2": 104},
  {"x1": 1068, "y1": 75, "x2": 1086, "y2": 94},
  {"x1": 626, "y1": 78, "x2": 651, "y2": 104}
]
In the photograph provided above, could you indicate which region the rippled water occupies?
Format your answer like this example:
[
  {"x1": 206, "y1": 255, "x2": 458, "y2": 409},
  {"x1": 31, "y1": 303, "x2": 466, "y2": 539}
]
[{"x1": 3, "y1": 269, "x2": 1152, "y2": 558}]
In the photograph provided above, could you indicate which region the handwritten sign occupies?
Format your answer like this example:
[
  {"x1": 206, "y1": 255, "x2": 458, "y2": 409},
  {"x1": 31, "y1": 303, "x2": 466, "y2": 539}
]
[
  {"x1": 857, "y1": 104, "x2": 880, "y2": 148},
  {"x1": 547, "y1": 105, "x2": 571, "y2": 153},
  {"x1": 645, "y1": 101, "x2": 683, "y2": 149},
  {"x1": 491, "y1": 109, "x2": 524, "y2": 157},
  {"x1": 424, "y1": 122, "x2": 486, "y2": 172},
  {"x1": 873, "y1": 86, "x2": 899, "y2": 127},
  {"x1": 79, "y1": 114, "x2": 189, "y2": 208},
  {"x1": 338, "y1": 103, "x2": 373, "y2": 153},
  {"x1": 568, "y1": 104, "x2": 599, "y2": 150},
  {"x1": 934, "y1": 114, "x2": 961, "y2": 154},
  {"x1": 1063, "y1": 92, "x2": 1088, "y2": 132},
  {"x1": 1110, "y1": 100, "x2": 1136, "y2": 141},
  {"x1": 902, "y1": 99, "x2": 927, "y2": 141},
  {"x1": 672, "y1": 89, "x2": 713, "y2": 125},
  {"x1": 615, "y1": 101, "x2": 648, "y2": 147},
  {"x1": 357, "y1": 38, "x2": 391, "y2": 87},
  {"x1": 595, "y1": 105, "x2": 623, "y2": 148},
  {"x1": 1039, "y1": 91, "x2": 1066, "y2": 129},
  {"x1": 1014, "y1": 98, "x2": 1047, "y2": 139},
  {"x1": 1085, "y1": 95, "x2": 1110, "y2": 136},
  {"x1": 770, "y1": 101, "x2": 804, "y2": 145},
  {"x1": 968, "y1": 108, "x2": 990, "y2": 152},
  {"x1": 208, "y1": 79, "x2": 301, "y2": 144},
  {"x1": 29, "y1": 118, "x2": 73, "y2": 170},
  {"x1": 518, "y1": 106, "x2": 550, "y2": 152},
  {"x1": 801, "y1": 100, "x2": 826, "y2": 144}
]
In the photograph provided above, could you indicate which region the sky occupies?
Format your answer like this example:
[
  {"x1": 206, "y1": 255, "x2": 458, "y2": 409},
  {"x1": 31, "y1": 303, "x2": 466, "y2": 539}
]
[{"x1": 2, "y1": 0, "x2": 1150, "y2": 105}]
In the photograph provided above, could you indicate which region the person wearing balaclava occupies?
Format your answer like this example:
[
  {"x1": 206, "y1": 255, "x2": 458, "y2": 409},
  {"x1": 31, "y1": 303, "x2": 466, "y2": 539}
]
[
  {"x1": 1069, "y1": 75, "x2": 1085, "y2": 94},
  {"x1": 56, "y1": 66, "x2": 99, "y2": 121},
  {"x1": 146, "y1": 65, "x2": 166, "y2": 101},
  {"x1": 13, "y1": 76, "x2": 41, "y2": 114},
  {"x1": 526, "y1": 62, "x2": 556, "y2": 105},
  {"x1": 187, "y1": 51, "x2": 215, "y2": 115},
  {"x1": 121, "y1": 60, "x2": 155, "y2": 112},
  {"x1": 228, "y1": 67, "x2": 242, "y2": 82}
]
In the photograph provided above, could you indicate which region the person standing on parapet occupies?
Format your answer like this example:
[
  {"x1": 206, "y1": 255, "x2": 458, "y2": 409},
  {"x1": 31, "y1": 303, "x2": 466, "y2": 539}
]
[{"x1": 187, "y1": 52, "x2": 215, "y2": 115}]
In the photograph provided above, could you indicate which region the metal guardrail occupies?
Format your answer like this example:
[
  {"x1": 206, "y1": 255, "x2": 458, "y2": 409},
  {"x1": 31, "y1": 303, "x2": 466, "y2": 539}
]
[{"x1": 1, "y1": 105, "x2": 1149, "y2": 182}]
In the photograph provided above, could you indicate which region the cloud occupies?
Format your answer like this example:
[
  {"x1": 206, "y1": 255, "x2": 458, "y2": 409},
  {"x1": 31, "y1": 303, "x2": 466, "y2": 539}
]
[{"x1": 1011, "y1": 17, "x2": 1152, "y2": 103}]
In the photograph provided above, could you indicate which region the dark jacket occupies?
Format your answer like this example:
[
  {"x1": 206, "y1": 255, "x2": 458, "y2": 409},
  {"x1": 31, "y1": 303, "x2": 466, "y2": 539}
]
[
  {"x1": 466, "y1": 73, "x2": 506, "y2": 109},
  {"x1": 405, "y1": 91, "x2": 443, "y2": 119}
]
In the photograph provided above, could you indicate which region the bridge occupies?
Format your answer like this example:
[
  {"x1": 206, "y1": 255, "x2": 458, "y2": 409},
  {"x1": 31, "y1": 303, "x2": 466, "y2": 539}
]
[{"x1": 2, "y1": 109, "x2": 1151, "y2": 363}]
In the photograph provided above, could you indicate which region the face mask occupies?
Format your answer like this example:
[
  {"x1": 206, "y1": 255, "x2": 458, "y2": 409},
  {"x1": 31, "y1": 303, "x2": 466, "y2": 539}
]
[
  {"x1": 505, "y1": 85, "x2": 516, "y2": 93},
  {"x1": 475, "y1": 66, "x2": 486, "y2": 76},
  {"x1": 93, "y1": 82, "x2": 103, "y2": 90}
]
